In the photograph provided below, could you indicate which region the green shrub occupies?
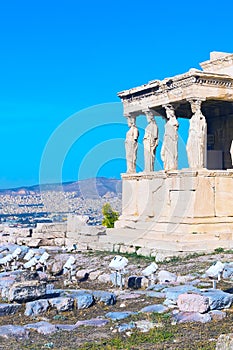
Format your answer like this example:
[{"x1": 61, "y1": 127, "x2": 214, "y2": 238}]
[{"x1": 102, "y1": 203, "x2": 119, "y2": 228}]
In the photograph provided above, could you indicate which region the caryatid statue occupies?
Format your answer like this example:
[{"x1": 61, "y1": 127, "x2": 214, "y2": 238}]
[
  {"x1": 186, "y1": 99, "x2": 207, "y2": 169},
  {"x1": 161, "y1": 104, "x2": 179, "y2": 171},
  {"x1": 125, "y1": 115, "x2": 139, "y2": 173},
  {"x1": 143, "y1": 110, "x2": 158, "y2": 172}
]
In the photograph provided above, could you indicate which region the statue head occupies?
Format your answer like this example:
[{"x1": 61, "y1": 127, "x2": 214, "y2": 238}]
[{"x1": 127, "y1": 116, "x2": 136, "y2": 127}]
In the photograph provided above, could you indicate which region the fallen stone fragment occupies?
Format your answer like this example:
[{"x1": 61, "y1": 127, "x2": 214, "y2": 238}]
[
  {"x1": 172, "y1": 311, "x2": 211, "y2": 324},
  {"x1": 74, "y1": 293, "x2": 94, "y2": 309},
  {"x1": 0, "y1": 303, "x2": 21, "y2": 316},
  {"x1": 25, "y1": 321, "x2": 57, "y2": 335},
  {"x1": 201, "y1": 289, "x2": 233, "y2": 310},
  {"x1": 56, "y1": 324, "x2": 77, "y2": 331},
  {"x1": 135, "y1": 320, "x2": 155, "y2": 332},
  {"x1": 0, "y1": 325, "x2": 29, "y2": 339},
  {"x1": 216, "y1": 333, "x2": 233, "y2": 350},
  {"x1": 158, "y1": 270, "x2": 177, "y2": 284},
  {"x1": 75, "y1": 318, "x2": 109, "y2": 327},
  {"x1": 205, "y1": 261, "x2": 225, "y2": 278},
  {"x1": 162, "y1": 285, "x2": 200, "y2": 303},
  {"x1": 118, "y1": 293, "x2": 141, "y2": 300},
  {"x1": 140, "y1": 304, "x2": 168, "y2": 314},
  {"x1": 177, "y1": 293, "x2": 209, "y2": 313},
  {"x1": 145, "y1": 291, "x2": 166, "y2": 299},
  {"x1": 49, "y1": 297, "x2": 74, "y2": 312},
  {"x1": 209, "y1": 310, "x2": 226, "y2": 321},
  {"x1": 24, "y1": 299, "x2": 50, "y2": 316},
  {"x1": 92, "y1": 290, "x2": 116, "y2": 305},
  {"x1": 8, "y1": 281, "x2": 47, "y2": 302},
  {"x1": 105, "y1": 311, "x2": 136, "y2": 321},
  {"x1": 118, "y1": 322, "x2": 136, "y2": 332},
  {"x1": 222, "y1": 264, "x2": 233, "y2": 279},
  {"x1": 146, "y1": 284, "x2": 167, "y2": 291}
]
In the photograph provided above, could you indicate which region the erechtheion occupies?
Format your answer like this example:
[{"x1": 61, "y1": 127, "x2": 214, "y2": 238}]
[{"x1": 113, "y1": 51, "x2": 233, "y2": 258}]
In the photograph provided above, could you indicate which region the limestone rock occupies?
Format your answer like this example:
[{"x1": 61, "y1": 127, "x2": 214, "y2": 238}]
[
  {"x1": 8, "y1": 281, "x2": 47, "y2": 302},
  {"x1": 158, "y1": 270, "x2": 177, "y2": 283},
  {"x1": 25, "y1": 321, "x2": 57, "y2": 335},
  {"x1": 105, "y1": 311, "x2": 136, "y2": 321},
  {"x1": 140, "y1": 304, "x2": 168, "y2": 314},
  {"x1": 216, "y1": 333, "x2": 233, "y2": 350},
  {"x1": 49, "y1": 297, "x2": 74, "y2": 312},
  {"x1": 73, "y1": 293, "x2": 94, "y2": 309},
  {"x1": 172, "y1": 311, "x2": 211, "y2": 324},
  {"x1": 201, "y1": 289, "x2": 233, "y2": 310},
  {"x1": 92, "y1": 290, "x2": 116, "y2": 305},
  {"x1": 75, "y1": 318, "x2": 109, "y2": 327},
  {"x1": 205, "y1": 261, "x2": 225, "y2": 278},
  {"x1": 24, "y1": 299, "x2": 50, "y2": 316},
  {"x1": 177, "y1": 293, "x2": 209, "y2": 313},
  {"x1": 0, "y1": 325, "x2": 29, "y2": 339},
  {"x1": 0, "y1": 303, "x2": 21, "y2": 316}
]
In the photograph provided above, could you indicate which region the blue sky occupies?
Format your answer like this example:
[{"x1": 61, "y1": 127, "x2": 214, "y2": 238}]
[{"x1": 0, "y1": 0, "x2": 232, "y2": 188}]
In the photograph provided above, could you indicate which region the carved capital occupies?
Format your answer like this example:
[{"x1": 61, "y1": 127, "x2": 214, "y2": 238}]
[{"x1": 142, "y1": 108, "x2": 155, "y2": 122}]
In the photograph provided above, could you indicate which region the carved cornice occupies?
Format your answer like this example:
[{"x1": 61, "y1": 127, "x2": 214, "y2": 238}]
[{"x1": 118, "y1": 71, "x2": 233, "y2": 104}]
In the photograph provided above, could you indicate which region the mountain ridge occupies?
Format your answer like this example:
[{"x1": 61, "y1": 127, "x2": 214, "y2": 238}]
[{"x1": 0, "y1": 177, "x2": 122, "y2": 198}]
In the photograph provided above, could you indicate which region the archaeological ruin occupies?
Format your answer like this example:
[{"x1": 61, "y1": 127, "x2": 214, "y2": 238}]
[{"x1": 111, "y1": 51, "x2": 233, "y2": 258}]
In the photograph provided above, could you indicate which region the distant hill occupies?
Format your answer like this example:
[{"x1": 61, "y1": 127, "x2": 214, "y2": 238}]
[{"x1": 0, "y1": 177, "x2": 122, "y2": 199}]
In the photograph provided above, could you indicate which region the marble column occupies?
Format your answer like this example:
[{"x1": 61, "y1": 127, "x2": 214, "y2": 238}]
[
  {"x1": 186, "y1": 99, "x2": 207, "y2": 169},
  {"x1": 125, "y1": 114, "x2": 139, "y2": 173},
  {"x1": 161, "y1": 104, "x2": 179, "y2": 171},
  {"x1": 143, "y1": 109, "x2": 158, "y2": 172}
]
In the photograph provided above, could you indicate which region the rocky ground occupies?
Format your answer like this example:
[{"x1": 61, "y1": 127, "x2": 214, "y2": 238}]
[{"x1": 0, "y1": 246, "x2": 233, "y2": 349}]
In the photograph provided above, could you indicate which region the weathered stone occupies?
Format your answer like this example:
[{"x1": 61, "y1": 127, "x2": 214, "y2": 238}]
[
  {"x1": 74, "y1": 293, "x2": 94, "y2": 309},
  {"x1": 201, "y1": 289, "x2": 233, "y2": 310},
  {"x1": 92, "y1": 290, "x2": 116, "y2": 305},
  {"x1": 0, "y1": 325, "x2": 29, "y2": 339},
  {"x1": 163, "y1": 285, "x2": 200, "y2": 303},
  {"x1": 8, "y1": 281, "x2": 47, "y2": 302},
  {"x1": 105, "y1": 311, "x2": 136, "y2": 321},
  {"x1": 0, "y1": 303, "x2": 21, "y2": 316},
  {"x1": 97, "y1": 273, "x2": 110, "y2": 284},
  {"x1": 118, "y1": 322, "x2": 136, "y2": 332},
  {"x1": 172, "y1": 311, "x2": 212, "y2": 324},
  {"x1": 216, "y1": 333, "x2": 233, "y2": 350},
  {"x1": 49, "y1": 297, "x2": 74, "y2": 312},
  {"x1": 140, "y1": 304, "x2": 168, "y2": 314},
  {"x1": 135, "y1": 320, "x2": 155, "y2": 332},
  {"x1": 205, "y1": 261, "x2": 225, "y2": 278},
  {"x1": 24, "y1": 299, "x2": 49, "y2": 316},
  {"x1": 209, "y1": 310, "x2": 226, "y2": 321},
  {"x1": 158, "y1": 270, "x2": 177, "y2": 284},
  {"x1": 177, "y1": 293, "x2": 209, "y2": 313},
  {"x1": 25, "y1": 321, "x2": 57, "y2": 335},
  {"x1": 75, "y1": 318, "x2": 109, "y2": 327}
]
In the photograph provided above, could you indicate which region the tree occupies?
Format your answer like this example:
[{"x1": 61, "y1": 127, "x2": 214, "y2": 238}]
[{"x1": 102, "y1": 203, "x2": 119, "y2": 228}]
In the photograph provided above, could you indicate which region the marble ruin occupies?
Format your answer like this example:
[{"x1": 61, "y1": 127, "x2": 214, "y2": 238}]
[{"x1": 112, "y1": 51, "x2": 233, "y2": 258}]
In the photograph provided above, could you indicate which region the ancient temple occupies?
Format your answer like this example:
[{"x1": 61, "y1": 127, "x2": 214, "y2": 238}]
[{"x1": 113, "y1": 52, "x2": 233, "y2": 258}]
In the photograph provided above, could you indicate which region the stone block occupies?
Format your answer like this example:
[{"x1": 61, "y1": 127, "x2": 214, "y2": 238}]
[
  {"x1": 105, "y1": 311, "x2": 136, "y2": 321},
  {"x1": 0, "y1": 325, "x2": 29, "y2": 339},
  {"x1": 172, "y1": 311, "x2": 211, "y2": 324},
  {"x1": 49, "y1": 297, "x2": 74, "y2": 312},
  {"x1": 92, "y1": 290, "x2": 116, "y2": 305},
  {"x1": 32, "y1": 231, "x2": 65, "y2": 239},
  {"x1": 177, "y1": 293, "x2": 209, "y2": 313},
  {"x1": 25, "y1": 321, "x2": 57, "y2": 335},
  {"x1": 216, "y1": 333, "x2": 233, "y2": 350},
  {"x1": 158, "y1": 270, "x2": 177, "y2": 284},
  {"x1": 54, "y1": 238, "x2": 65, "y2": 246},
  {"x1": 201, "y1": 289, "x2": 233, "y2": 310},
  {"x1": 74, "y1": 293, "x2": 93, "y2": 309},
  {"x1": 24, "y1": 299, "x2": 49, "y2": 316},
  {"x1": 0, "y1": 303, "x2": 21, "y2": 316},
  {"x1": 215, "y1": 177, "x2": 233, "y2": 216},
  {"x1": 8, "y1": 281, "x2": 47, "y2": 302},
  {"x1": 140, "y1": 304, "x2": 168, "y2": 313}
]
